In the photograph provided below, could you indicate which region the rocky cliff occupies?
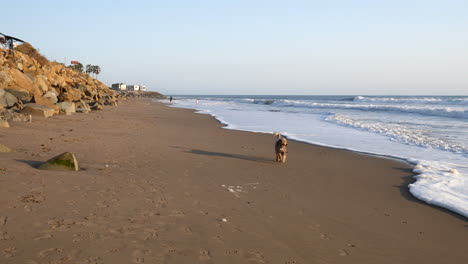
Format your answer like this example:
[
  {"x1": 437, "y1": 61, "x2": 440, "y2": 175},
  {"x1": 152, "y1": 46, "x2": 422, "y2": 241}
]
[{"x1": 0, "y1": 43, "x2": 119, "y2": 126}]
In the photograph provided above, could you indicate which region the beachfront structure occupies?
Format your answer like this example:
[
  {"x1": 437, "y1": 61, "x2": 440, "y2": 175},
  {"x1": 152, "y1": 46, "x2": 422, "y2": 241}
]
[
  {"x1": 111, "y1": 83, "x2": 147, "y2": 91},
  {"x1": 127, "y1": 85, "x2": 140, "y2": 91},
  {"x1": 111, "y1": 83, "x2": 127, "y2": 91}
]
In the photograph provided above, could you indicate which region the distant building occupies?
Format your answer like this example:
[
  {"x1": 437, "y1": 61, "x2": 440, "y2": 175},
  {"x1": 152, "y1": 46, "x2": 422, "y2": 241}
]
[
  {"x1": 127, "y1": 84, "x2": 140, "y2": 91},
  {"x1": 111, "y1": 83, "x2": 127, "y2": 91},
  {"x1": 111, "y1": 83, "x2": 147, "y2": 91}
]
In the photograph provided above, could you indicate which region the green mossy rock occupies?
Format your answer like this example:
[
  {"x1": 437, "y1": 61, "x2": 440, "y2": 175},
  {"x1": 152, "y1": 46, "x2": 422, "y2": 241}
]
[{"x1": 38, "y1": 152, "x2": 79, "y2": 171}]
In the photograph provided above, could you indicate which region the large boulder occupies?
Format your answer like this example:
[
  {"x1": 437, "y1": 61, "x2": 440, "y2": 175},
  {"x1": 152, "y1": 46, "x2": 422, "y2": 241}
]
[
  {"x1": 0, "y1": 91, "x2": 19, "y2": 108},
  {"x1": 0, "y1": 89, "x2": 6, "y2": 108},
  {"x1": 0, "y1": 109, "x2": 31, "y2": 122},
  {"x1": 57, "y1": 101, "x2": 76, "y2": 115},
  {"x1": 0, "y1": 71, "x2": 14, "y2": 87},
  {"x1": 21, "y1": 103, "x2": 55, "y2": 118},
  {"x1": 38, "y1": 152, "x2": 79, "y2": 171},
  {"x1": 4, "y1": 69, "x2": 34, "y2": 100},
  {"x1": 43, "y1": 91, "x2": 58, "y2": 104},
  {"x1": 58, "y1": 89, "x2": 83, "y2": 102},
  {"x1": 34, "y1": 75, "x2": 50, "y2": 93},
  {"x1": 88, "y1": 101, "x2": 103, "y2": 111},
  {"x1": 4, "y1": 88, "x2": 31, "y2": 103},
  {"x1": 75, "y1": 84, "x2": 96, "y2": 97},
  {"x1": 74, "y1": 99, "x2": 90, "y2": 113}
]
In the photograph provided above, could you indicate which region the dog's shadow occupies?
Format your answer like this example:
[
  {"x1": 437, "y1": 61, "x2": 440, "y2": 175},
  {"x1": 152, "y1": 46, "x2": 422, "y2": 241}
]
[{"x1": 172, "y1": 147, "x2": 273, "y2": 163}]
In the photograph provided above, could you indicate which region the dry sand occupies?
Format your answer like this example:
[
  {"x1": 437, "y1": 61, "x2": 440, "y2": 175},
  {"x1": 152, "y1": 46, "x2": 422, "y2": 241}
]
[{"x1": 0, "y1": 98, "x2": 467, "y2": 264}]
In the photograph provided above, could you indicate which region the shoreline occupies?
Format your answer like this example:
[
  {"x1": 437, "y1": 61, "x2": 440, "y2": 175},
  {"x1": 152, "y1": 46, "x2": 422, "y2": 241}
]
[
  {"x1": 0, "y1": 98, "x2": 466, "y2": 263},
  {"x1": 166, "y1": 100, "x2": 413, "y2": 166},
  {"x1": 167, "y1": 97, "x2": 468, "y2": 219}
]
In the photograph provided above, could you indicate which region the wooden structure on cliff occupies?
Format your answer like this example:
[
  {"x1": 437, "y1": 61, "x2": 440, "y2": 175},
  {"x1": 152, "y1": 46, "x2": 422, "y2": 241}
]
[{"x1": 0, "y1": 33, "x2": 25, "y2": 49}]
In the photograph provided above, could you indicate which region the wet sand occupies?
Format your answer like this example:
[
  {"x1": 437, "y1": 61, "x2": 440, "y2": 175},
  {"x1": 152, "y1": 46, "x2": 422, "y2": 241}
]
[{"x1": 0, "y1": 98, "x2": 466, "y2": 263}]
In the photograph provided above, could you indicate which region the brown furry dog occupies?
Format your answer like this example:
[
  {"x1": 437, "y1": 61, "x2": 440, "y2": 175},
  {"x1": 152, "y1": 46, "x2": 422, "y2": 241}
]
[{"x1": 274, "y1": 132, "x2": 288, "y2": 163}]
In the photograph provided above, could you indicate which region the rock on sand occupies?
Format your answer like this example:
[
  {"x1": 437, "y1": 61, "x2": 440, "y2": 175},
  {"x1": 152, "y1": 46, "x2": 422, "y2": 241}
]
[{"x1": 38, "y1": 152, "x2": 79, "y2": 171}]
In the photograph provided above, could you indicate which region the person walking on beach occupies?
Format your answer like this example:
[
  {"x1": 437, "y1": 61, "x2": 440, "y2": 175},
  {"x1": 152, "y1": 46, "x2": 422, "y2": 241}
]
[{"x1": 169, "y1": 96, "x2": 173, "y2": 103}]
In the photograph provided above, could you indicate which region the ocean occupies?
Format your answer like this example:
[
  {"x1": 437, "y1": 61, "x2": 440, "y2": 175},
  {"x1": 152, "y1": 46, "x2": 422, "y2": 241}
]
[{"x1": 164, "y1": 95, "x2": 468, "y2": 218}]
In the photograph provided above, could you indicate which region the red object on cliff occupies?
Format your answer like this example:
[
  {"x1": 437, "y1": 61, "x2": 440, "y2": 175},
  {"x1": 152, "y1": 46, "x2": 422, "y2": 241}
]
[{"x1": 70, "y1": 60, "x2": 80, "y2": 65}]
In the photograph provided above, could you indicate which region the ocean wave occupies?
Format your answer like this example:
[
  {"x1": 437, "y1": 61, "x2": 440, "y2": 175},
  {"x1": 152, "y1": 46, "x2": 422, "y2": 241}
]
[
  {"x1": 272, "y1": 101, "x2": 468, "y2": 119},
  {"x1": 326, "y1": 114, "x2": 468, "y2": 156},
  {"x1": 353, "y1": 96, "x2": 468, "y2": 105},
  {"x1": 234, "y1": 98, "x2": 276, "y2": 105}
]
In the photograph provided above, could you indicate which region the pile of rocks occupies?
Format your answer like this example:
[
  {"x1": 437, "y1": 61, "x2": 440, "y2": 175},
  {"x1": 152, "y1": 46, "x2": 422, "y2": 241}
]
[
  {"x1": 0, "y1": 45, "x2": 119, "y2": 127},
  {"x1": 118, "y1": 90, "x2": 166, "y2": 100}
]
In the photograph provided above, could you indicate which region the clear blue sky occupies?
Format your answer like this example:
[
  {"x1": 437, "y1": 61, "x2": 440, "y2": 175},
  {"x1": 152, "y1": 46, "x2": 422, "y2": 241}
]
[{"x1": 3, "y1": 0, "x2": 468, "y2": 95}]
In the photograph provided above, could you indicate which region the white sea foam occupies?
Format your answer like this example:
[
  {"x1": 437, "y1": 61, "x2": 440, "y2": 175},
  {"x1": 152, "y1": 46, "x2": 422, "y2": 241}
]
[
  {"x1": 354, "y1": 96, "x2": 468, "y2": 105},
  {"x1": 165, "y1": 96, "x2": 468, "y2": 217},
  {"x1": 270, "y1": 101, "x2": 468, "y2": 119},
  {"x1": 326, "y1": 114, "x2": 468, "y2": 155}
]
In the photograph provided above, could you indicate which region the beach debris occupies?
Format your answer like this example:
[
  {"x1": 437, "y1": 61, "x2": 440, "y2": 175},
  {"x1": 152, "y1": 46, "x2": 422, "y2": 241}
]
[
  {"x1": 0, "y1": 143, "x2": 13, "y2": 152},
  {"x1": 0, "y1": 120, "x2": 9, "y2": 128},
  {"x1": 0, "y1": 216, "x2": 7, "y2": 226},
  {"x1": 38, "y1": 152, "x2": 79, "y2": 171},
  {"x1": 221, "y1": 184, "x2": 245, "y2": 198},
  {"x1": 221, "y1": 218, "x2": 227, "y2": 222}
]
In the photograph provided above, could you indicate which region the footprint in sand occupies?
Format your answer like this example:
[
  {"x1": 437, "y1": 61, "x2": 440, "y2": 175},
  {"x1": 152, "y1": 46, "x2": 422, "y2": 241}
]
[
  {"x1": 183, "y1": 226, "x2": 192, "y2": 234},
  {"x1": 0, "y1": 216, "x2": 7, "y2": 226},
  {"x1": 37, "y1": 247, "x2": 62, "y2": 258},
  {"x1": 0, "y1": 231, "x2": 14, "y2": 240},
  {"x1": 132, "y1": 249, "x2": 147, "y2": 263},
  {"x1": 224, "y1": 249, "x2": 239, "y2": 255},
  {"x1": 198, "y1": 249, "x2": 212, "y2": 262},
  {"x1": 75, "y1": 256, "x2": 103, "y2": 264},
  {"x1": 338, "y1": 249, "x2": 349, "y2": 256},
  {"x1": 140, "y1": 228, "x2": 158, "y2": 241},
  {"x1": 244, "y1": 251, "x2": 266, "y2": 264},
  {"x1": 33, "y1": 233, "x2": 53, "y2": 241},
  {"x1": 20, "y1": 192, "x2": 45, "y2": 204},
  {"x1": 213, "y1": 236, "x2": 225, "y2": 244},
  {"x1": 320, "y1": 233, "x2": 331, "y2": 240},
  {"x1": 170, "y1": 210, "x2": 185, "y2": 217},
  {"x1": 2, "y1": 247, "x2": 16, "y2": 258}
]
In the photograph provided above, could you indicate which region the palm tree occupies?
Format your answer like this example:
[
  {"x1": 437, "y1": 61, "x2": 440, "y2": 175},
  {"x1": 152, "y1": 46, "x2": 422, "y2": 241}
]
[
  {"x1": 85, "y1": 64, "x2": 93, "y2": 76},
  {"x1": 94, "y1": 65, "x2": 101, "y2": 79}
]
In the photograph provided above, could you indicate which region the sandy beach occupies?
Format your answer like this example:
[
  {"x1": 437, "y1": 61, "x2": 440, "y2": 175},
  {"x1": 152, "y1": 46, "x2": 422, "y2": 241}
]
[{"x1": 0, "y1": 98, "x2": 466, "y2": 264}]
